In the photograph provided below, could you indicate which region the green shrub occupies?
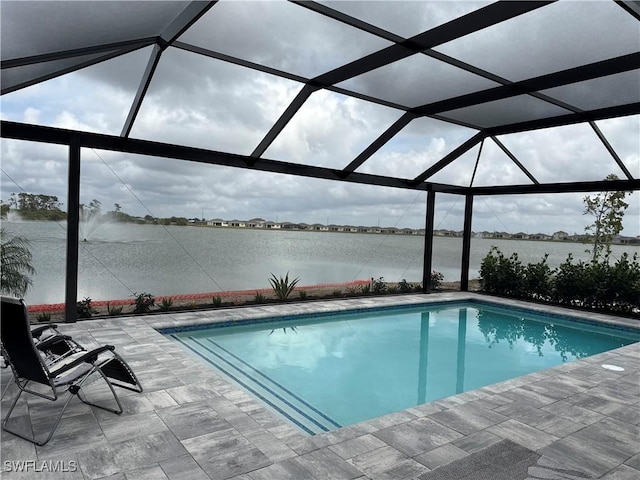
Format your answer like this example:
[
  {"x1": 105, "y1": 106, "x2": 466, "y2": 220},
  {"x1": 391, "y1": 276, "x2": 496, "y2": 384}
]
[
  {"x1": 552, "y1": 254, "x2": 590, "y2": 306},
  {"x1": 106, "y1": 302, "x2": 123, "y2": 316},
  {"x1": 269, "y1": 272, "x2": 300, "y2": 301},
  {"x1": 430, "y1": 272, "x2": 444, "y2": 290},
  {"x1": 332, "y1": 289, "x2": 343, "y2": 297},
  {"x1": 36, "y1": 311, "x2": 51, "y2": 322},
  {"x1": 132, "y1": 292, "x2": 155, "y2": 314},
  {"x1": 523, "y1": 254, "x2": 553, "y2": 301},
  {"x1": 607, "y1": 253, "x2": 640, "y2": 313},
  {"x1": 298, "y1": 290, "x2": 307, "y2": 300},
  {"x1": 158, "y1": 297, "x2": 173, "y2": 311},
  {"x1": 480, "y1": 247, "x2": 640, "y2": 315},
  {"x1": 77, "y1": 297, "x2": 98, "y2": 319},
  {"x1": 387, "y1": 285, "x2": 399, "y2": 294},
  {"x1": 371, "y1": 277, "x2": 387, "y2": 295},
  {"x1": 398, "y1": 279, "x2": 413, "y2": 293},
  {"x1": 479, "y1": 247, "x2": 526, "y2": 297},
  {"x1": 212, "y1": 296, "x2": 222, "y2": 307},
  {"x1": 254, "y1": 291, "x2": 267, "y2": 303},
  {"x1": 345, "y1": 285, "x2": 360, "y2": 296},
  {"x1": 360, "y1": 283, "x2": 371, "y2": 295}
]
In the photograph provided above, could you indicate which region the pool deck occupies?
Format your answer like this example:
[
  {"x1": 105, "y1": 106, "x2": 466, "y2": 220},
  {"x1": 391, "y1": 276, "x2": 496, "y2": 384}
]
[{"x1": 2, "y1": 292, "x2": 639, "y2": 479}]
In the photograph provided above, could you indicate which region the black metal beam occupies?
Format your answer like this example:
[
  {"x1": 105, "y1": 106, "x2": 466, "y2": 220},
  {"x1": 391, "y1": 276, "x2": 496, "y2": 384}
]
[
  {"x1": 411, "y1": 52, "x2": 640, "y2": 118},
  {"x1": 616, "y1": 0, "x2": 640, "y2": 20},
  {"x1": 484, "y1": 103, "x2": 640, "y2": 136},
  {"x1": 159, "y1": 1, "x2": 217, "y2": 47},
  {"x1": 121, "y1": 45, "x2": 163, "y2": 138},
  {"x1": 291, "y1": 1, "x2": 404, "y2": 44},
  {"x1": 1, "y1": 43, "x2": 151, "y2": 96},
  {"x1": 469, "y1": 178, "x2": 640, "y2": 195},
  {"x1": 312, "y1": 1, "x2": 553, "y2": 86},
  {"x1": 412, "y1": 132, "x2": 487, "y2": 184},
  {"x1": 342, "y1": 113, "x2": 416, "y2": 174},
  {"x1": 490, "y1": 137, "x2": 539, "y2": 184},
  {"x1": 65, "y1": 141, "x2": 81, "y2": 323},
  {"x1": 3, "y1": 121, "x2": 637, "y2": 196},
  {"x1": 173, "y1": 41, "x2": 309, "y2": 84},
  {"x1": 460, "y1": 195, "x2": 474, "y2": 291},
  {"x1": 1, "y1": 38, "x2": 156, "y2": 69},
  {"x1": 2, "y1": 120, "x2": 424, "y2": 191},
  {"x1": 422, "y1": 191, "x2": 436, "y2": 293},
  {"x1": 293, "y1": 1, "x2": 583, "y2": 121},
  {"x1": 251, "y1": 84, "x2": 320, "y2": 158},
  {"x1": 589, "y1": 122, "x2": 634, "y2": 180}
]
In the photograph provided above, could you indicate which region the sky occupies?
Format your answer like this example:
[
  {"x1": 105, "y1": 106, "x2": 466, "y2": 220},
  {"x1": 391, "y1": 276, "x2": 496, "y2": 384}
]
[{"x1": 1, "y1": 0, "x2": 639, "y2": 237}]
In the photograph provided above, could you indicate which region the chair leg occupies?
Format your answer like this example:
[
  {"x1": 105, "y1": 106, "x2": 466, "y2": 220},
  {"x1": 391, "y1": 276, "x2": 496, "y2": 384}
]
[
  {"x1": 1, "y1": 375, "x2": 14, "y2": 400},
  {"x1": 2, "y1": 384, "x2": 76, "y2": 446},
  {"x1": 75, "y1": 368, "x2": 123, "y2": 415},
  {"x1": 2, "y1": 367, "x2": 124, "y2": 446}
]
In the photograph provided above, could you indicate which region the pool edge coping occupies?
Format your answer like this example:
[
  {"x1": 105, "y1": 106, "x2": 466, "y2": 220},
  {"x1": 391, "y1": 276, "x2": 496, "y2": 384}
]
[{"x1": 142, "y1": 292, "x2": 639, "y2": 441}]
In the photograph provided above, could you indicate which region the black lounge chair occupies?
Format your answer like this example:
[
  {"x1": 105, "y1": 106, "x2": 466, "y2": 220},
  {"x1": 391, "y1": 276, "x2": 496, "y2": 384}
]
[
  {"x1": 0, "y1": 296, "x2": 142, "y2": 445},
  {"x1": 1, "y1": 323, "x2": 84, "y2": 399}
]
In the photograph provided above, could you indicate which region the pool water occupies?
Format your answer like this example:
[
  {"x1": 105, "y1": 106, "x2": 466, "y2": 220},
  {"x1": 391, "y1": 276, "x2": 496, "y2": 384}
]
[{"x1": 166, "y1": 302, "x2": 639, "y2": 435}]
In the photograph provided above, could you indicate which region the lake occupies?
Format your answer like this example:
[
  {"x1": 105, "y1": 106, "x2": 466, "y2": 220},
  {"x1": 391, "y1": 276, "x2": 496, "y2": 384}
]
[{"x1": 3, "y1": 220, "x2": 638, "y2": 305}]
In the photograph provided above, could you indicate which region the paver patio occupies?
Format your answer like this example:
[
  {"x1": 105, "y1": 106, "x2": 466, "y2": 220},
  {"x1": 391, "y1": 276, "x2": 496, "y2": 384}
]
[{"x1": 1, "y1": 292, "x2": 638, "y2": 479}]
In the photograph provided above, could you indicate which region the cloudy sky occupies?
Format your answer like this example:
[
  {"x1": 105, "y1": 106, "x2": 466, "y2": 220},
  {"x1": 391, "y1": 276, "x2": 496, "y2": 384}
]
[{"x1": 1, "y1": 0, "x2": 639, "y2": 237}]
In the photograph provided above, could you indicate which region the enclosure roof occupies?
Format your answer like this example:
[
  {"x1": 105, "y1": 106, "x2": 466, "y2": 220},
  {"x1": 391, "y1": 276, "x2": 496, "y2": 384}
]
[{"x1": 1, "y1": 0, "x2": 639, "y2": 194}]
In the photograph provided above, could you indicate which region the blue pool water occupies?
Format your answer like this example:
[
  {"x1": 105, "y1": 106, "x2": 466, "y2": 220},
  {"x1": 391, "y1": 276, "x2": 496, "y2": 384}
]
[{"x1": 165, "y1": 302, "x2": 639, "y2": 435}]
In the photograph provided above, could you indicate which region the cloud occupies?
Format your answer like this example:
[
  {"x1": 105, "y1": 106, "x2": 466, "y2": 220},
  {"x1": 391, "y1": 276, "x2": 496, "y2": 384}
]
[{"x1": 1, "y1": 2, "x2": 638, "y2": 238}]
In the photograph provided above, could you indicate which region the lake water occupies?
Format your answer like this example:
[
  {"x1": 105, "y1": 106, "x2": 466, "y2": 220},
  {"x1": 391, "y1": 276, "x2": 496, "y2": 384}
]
[{"x1": 3, "y1": 220, "x2": 639, "y2": 305}]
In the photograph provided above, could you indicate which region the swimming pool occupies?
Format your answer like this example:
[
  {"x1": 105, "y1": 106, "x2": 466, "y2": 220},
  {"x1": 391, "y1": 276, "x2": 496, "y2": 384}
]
[{"x1": 165, "y1": 301, "x2": 640, "y2": 435}]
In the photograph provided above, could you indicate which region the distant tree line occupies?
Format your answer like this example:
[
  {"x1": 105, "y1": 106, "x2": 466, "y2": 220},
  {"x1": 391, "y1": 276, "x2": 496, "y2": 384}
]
[
  {"x1": 5, "y1": 192, "x2": 66, "y2": 221},
  {"x1": 1, "y1": 193, "x2": 195, "y2": 226}
]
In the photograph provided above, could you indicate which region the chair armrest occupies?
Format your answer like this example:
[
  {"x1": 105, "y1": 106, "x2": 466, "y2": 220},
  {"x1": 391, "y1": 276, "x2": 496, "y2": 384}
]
[
  {"x1": 37, "y1": 334, "x2": 74, "y2": 351},
  {"x1": 48, "y1": 345, "x2": 115, "y2": 377},
  {"x1": 31, "y1": 324, "x2": 58, "y2": 339}
]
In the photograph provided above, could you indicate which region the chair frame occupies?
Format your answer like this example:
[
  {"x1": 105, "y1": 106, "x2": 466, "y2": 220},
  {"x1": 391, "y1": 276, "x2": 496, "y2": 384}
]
[{"x1": 1, "y1": 296, "x2": 142, "y2": 445}]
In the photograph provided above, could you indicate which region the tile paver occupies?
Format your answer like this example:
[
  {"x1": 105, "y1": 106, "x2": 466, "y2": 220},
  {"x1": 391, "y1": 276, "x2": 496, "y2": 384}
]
[{"x1": 1, "y1": 293, "x2": 638, "y2": 479}]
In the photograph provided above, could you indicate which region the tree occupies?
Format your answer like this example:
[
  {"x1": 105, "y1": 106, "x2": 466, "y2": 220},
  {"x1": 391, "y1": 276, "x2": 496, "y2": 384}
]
[
  {"x1": 114, "y1": 203, "x2": 122, "y2": 213},
  {"x1": 0, "y1": 227, "x2": 36, "y2": 297},
  {"x1": 88, "y1": 199, "x2": 102, "y2": 213},
  {"x1": 8, "y1": 192, "x2": 66, "y2": 220},
  {"x1": 583, "y1": 174, "x2": 631, "y2": 262}
]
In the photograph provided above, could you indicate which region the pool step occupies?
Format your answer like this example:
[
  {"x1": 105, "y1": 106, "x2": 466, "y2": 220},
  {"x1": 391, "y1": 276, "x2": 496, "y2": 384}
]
[{"x1": 171, "y1": 334, "x2": 341, "y2": 435}]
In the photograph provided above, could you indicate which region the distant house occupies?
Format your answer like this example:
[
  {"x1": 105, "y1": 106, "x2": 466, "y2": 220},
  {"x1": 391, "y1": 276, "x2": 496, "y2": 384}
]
[
  {"x1": 493, "y1": 232, "x2": 512, "y2": 239},
  {"x1": 229, "y1": 220, "x2": 246, "y2": 227},
  {"x1": 512, "y1": 232, "x2": 529, "y2": 239},
  {"x1": 247, "y1": 218, "x2": 265, "y2": 228},
  {"x1": 437, "y1": 229, "x2": 460, "y2": 237},
  {"x1": 530, "y1": 233, "x2": 552, "y2": 241},
  {"x1": 552, "y1": 231, "x2": 569, "y2": 241},
  {"x1": 207, "y1": 218, "x2": 227, "y2": 227},
  {"x1": 265, "y1": 221, "x2": 281, "y2": 229},
  {"x1": 614, "y1": 235, "x2": 639, "y2": 244}
]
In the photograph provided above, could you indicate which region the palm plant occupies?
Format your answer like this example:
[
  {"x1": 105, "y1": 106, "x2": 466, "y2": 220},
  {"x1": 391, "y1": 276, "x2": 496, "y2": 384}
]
[
  {"x1": 0, "y1": 227, "x2": 35, "y2": 297},
  {"x1": 268, "y1": 272, "x2": 300, "y2": 301}
]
